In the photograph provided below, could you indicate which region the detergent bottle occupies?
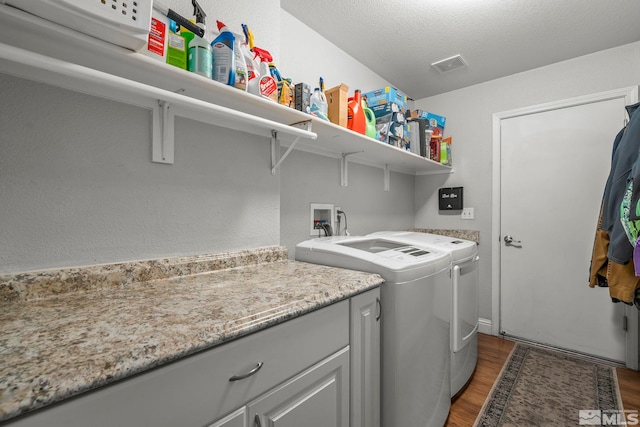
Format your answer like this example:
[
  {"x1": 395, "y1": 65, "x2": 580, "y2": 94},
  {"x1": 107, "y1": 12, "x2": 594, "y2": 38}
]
[
  {"x1": 187, "y1": 0, "x2": 212, "y2": 78},
  {"x1": 211, "y1": 20, "x2": 236, "y2": 86},
  {"x1": 363, "y1": 99, "x2": 376, "y2": 138},
  {"x1": 347, "y1": 89, "x2": 366, "y2": 134}
]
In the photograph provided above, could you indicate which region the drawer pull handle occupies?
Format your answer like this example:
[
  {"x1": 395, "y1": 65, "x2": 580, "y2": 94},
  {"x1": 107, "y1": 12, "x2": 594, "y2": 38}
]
[
  {"x1": 255, "y1": 414, "x2": 262, "y2": 427},
  {"x1": 229, "y1": 362, "x2": 264, "y2": 381},
  {"x1": 376, "y1": 297, "x2": 382, "y2": 321}
]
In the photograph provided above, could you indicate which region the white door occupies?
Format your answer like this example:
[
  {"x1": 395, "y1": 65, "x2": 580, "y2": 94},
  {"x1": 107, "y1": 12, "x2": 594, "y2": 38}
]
[{"x1": 497, "y1": 89, "x2": 637, "y2": 363}]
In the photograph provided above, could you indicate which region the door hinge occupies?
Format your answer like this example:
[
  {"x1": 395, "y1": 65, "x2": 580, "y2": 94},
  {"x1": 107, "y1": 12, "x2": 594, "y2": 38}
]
[{"x1": 623, "y1": 315, "x2": 628, "y2": 332}]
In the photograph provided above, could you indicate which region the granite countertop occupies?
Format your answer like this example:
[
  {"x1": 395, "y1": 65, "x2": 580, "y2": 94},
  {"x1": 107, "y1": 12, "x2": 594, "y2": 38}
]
[{"x1": 0, "y1": 247, "x2": 383, "y2": 422}]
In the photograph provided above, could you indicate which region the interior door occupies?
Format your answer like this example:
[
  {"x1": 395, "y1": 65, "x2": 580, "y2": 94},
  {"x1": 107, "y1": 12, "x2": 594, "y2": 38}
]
[{"x1": 499, "y1": 93, "x2": 631, "y2": 362}]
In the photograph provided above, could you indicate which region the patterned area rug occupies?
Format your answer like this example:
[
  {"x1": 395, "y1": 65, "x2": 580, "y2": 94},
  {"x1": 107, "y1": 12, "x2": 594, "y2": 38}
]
[{"x1": 474, "y1": 343, "x2": 624, "y2": 427}]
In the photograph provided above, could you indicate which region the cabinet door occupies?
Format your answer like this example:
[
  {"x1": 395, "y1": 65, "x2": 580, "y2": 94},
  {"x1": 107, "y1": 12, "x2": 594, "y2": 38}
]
[
  {"x1": 208, "y1": 407, "x2": 247, "y2": 427},
  {"x1": 248, "y1": 347, "x2": 349, "y2": 427},
  {"x1": 349, "y1": 288, "x2": 381, "y2": 427}
]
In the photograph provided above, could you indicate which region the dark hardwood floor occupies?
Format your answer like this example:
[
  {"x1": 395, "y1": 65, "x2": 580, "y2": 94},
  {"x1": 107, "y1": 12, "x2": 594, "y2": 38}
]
[{"x1": 444, "y1": 333, "x2": 640, "y2": 427}]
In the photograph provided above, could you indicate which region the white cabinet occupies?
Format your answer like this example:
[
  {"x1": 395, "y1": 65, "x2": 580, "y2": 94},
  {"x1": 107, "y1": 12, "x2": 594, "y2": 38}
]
[
  {"x1": 349, "y1": 288, "x2": 381, "y2": 427},
  {"x1": 247, "y1": 348, "x2": 350, "y2": 427},
  {"x1": 208, "y1": 408, "x2": 247, "y2": 427},
  {"x1": 4, "y1": 301, "x2": 350, "y2": 427}
]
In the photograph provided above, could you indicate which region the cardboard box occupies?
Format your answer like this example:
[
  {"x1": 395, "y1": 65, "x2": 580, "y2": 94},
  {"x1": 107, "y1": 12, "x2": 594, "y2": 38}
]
[
  {"x1": 374, "y1": 110, "x2": 406, "y2": 147},
  {"x1": 369, "y1": 102, "x2": 405, "y2": 119},
  {"x1": 363, "y1": 86, "x2": 408, "y2": 111},
  {"x1": 409, "y1": 110, "x2": 446, "y2": 136},
  {"x1": 326, "y1": 83, "x2": 349, "y2": 128}
]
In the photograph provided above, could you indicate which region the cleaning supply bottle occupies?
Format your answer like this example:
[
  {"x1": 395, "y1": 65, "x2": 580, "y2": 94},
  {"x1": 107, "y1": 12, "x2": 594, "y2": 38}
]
[
  {"x1": 310, "y1": 87, "x2": 329, "y2": 121},
  {"x1": 211, "y1": 20, "x2": 236, "y2": 86},
  {"x1": 187, "y1": 0, "x2": 212, "y2": 78},
  {"x1": 232, "y1": 31, "x2": 247, "y2": 91},
  {"x1": 241, "y1": 24, "x2": 260, "y2": 96},
  {"x1": 363, "y1": 99, "x2": 376, "y2": 138},
  {"x1": 253, "y1": 47, "x2": 278, "y2": 102},
  {"x1": 347, "y1": 89, "x2": 366, "y2": 134}
]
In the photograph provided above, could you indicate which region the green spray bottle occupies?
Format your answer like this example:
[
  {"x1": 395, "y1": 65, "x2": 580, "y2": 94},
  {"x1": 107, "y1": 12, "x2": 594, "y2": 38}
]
[{"x1": 187, "y1": 0, "x2": 212, "y2": 79}]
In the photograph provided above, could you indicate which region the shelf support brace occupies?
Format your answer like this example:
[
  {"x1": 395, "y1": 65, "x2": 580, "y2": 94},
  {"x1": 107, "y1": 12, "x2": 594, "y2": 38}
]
[
  {"x1": 152, "y1": 100, "x2": 175, "y2": 164},
  {"x1": 271, "y1": 121, "x2": 312, "y2": 175},
  {"x1": 384, "y1": 164, "x2": 390, "y2": 192},
  {"x1": 341, "y1": 151, "x2": 364, "y2": 187}
]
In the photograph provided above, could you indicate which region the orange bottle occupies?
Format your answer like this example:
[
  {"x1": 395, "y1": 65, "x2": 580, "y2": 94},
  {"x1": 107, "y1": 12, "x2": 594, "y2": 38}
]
[{"x1": 347, "y1": 89, "x2": 366, "y2": 134}]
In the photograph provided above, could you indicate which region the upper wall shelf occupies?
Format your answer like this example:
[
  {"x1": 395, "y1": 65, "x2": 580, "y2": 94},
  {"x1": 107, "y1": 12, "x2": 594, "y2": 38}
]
[{"x1": 0, "y1": 4, "x2": 452, "y2": 181}]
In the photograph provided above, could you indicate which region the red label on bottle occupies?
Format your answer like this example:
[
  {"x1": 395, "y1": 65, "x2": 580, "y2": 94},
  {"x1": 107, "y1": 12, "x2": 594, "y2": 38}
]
[
  {"x1": 147, "y1": 17, "x2": 166, "y2": 57},
  {"x1": 259, "y1": 76, "x2": 278, "y2": 101}
]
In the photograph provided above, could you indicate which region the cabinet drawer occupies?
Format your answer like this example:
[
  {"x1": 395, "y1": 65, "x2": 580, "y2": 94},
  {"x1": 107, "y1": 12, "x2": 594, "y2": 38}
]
[{"x1": 6, "y1": 301, "x2": 349, "y2": 427}]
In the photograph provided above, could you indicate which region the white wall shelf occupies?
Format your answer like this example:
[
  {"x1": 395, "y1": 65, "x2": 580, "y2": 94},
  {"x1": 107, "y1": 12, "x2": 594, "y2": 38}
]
[{"x1": 0, "y1": 3, "x2": 452, "y2": 182}]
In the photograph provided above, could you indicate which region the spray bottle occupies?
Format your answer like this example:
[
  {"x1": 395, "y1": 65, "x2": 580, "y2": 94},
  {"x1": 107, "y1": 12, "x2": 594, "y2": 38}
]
[
  {"x1": 211, "y1": 20, "x2": 236, "y2": 86},
  {"x1": 187, "y1": 0, "x2": 212, "y2": 79},
  {"x1": 232, "y1": 30, "x2": 247, "y2": 91},
  {"x1": 241, "y1": 24, "x2": 260, "y2": 96},
  {"x1": 253, "y1": 47, "x2": 278, "y2": 102}
]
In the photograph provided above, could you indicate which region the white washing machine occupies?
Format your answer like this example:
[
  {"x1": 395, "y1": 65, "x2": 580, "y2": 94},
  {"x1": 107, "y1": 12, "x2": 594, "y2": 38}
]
[
  {"x1": 368, "y1": 231, "x2": 479, "y2": 397},
  {"x1": 295, "y1": 235, "x2": 452, "y2": 427}
]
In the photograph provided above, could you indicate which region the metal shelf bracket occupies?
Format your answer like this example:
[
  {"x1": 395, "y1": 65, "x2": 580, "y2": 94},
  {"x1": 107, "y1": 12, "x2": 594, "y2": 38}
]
[
  {"x1": 384, "y1": 164, "x2": 390, "y2": 192},
  {"x1": 152, "y1": 100, "x2": 175, "y2": 164},
  {"x1": 271, "y1": 121, "x2": 312, "y2": 175},
  {"x1": 340, "y1": 151, "x2": 365, "y2": 187}
]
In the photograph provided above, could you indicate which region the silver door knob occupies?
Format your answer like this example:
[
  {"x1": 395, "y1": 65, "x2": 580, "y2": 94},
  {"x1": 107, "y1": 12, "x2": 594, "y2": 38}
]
[{"x1": 504, "y1": 235, "x2": 522, "y2": 246}]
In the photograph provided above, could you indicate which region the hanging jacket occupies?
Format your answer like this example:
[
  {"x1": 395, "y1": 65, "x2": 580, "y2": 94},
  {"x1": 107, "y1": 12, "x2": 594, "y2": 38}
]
[
  {"x1": 589, "y1": 102, "x2": 640, "y2": 307},
  {"x1": 601, "y1": 102, "x2": 640, "y2": 265}
]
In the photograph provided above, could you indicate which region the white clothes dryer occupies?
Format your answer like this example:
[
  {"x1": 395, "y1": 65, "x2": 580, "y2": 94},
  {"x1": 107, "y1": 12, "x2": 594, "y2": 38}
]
[
  {"x1": 295, "y1": 235, "x2": 452, "y2": 427},
  {"x1": 368, "y1": 231, "x2": 479, "y2": 397}
]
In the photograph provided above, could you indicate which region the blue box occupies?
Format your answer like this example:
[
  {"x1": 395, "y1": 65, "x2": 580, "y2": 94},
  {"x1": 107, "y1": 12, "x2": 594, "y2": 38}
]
[
  {"x1": 411, "y1": 110, "x2": 446, "y2": 136},
  {"x1": 363, "y1": 86, "x2": 408, "y2": 113}
]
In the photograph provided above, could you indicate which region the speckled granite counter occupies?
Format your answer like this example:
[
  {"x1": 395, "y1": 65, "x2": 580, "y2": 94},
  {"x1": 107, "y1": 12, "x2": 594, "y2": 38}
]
[
  {"x1": 413, "y1": 228, "x2": 480, "y2": 244},
  {"x1": 0, "y1": 247, "x2": 383, "y2": 422}
]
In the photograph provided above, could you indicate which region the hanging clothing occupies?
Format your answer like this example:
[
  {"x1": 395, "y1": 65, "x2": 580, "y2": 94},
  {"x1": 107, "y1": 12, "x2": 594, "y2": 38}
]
[
  {"x1": 589, "y1": 102, "x2": 640, "y2": 308},
  {"x1": 600, "y1": 102, "x2": 640, "y2": 264}
]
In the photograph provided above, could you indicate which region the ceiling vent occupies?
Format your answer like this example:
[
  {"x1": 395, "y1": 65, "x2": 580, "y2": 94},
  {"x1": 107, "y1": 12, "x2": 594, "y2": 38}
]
[{"x1": 431, "y1": 54, "x2": 467, "y2": 73}]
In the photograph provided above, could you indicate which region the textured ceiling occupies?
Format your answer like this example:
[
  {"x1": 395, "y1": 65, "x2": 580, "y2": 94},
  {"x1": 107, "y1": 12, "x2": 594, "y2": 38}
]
[{"x1": 281, "y1": 0, "x2": 640, "y2": 99}]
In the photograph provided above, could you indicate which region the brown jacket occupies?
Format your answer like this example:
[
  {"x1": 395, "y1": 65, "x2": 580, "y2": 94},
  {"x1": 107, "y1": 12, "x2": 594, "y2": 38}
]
[{"x1": 589, "y1": 210, "x2": 640, "y2": 304}]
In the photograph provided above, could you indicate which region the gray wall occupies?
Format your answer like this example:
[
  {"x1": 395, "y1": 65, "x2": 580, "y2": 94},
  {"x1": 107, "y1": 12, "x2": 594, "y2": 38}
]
[
  {"x1": 279, "y1": 150, "x2": 415, "y2": 260},
  {"x1": 0, "y1": 76, "x2": 280, "y2": 273},
  {"x1": 0, "y1": 77, "x2": 414, "y2": 273},
  {"x1": 413, "y1": 41, "x2": 640, "y2": 321}
]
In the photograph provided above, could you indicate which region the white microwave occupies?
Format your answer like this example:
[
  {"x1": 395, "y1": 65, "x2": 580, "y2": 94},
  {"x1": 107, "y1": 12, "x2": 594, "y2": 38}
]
[{"x1": 1, "y1": 0, "x2": 152, "y2": 51}]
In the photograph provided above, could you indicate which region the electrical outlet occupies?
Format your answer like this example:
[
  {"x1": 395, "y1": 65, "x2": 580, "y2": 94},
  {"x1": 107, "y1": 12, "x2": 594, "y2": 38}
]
[{"x1": 461, "y1": 207, "x2": 475, "y2": 220}]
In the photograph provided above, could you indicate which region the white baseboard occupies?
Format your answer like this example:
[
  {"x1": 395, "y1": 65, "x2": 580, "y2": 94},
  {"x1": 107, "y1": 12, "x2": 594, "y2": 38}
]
[{"x1": 478, "y1": 317, "x2": 492, "y2": 335}]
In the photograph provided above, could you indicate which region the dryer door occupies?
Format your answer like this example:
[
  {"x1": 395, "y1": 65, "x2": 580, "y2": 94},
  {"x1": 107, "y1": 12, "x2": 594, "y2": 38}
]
[{"x1": 452, "y1": 256, "x2": 479, "y2": 353}]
